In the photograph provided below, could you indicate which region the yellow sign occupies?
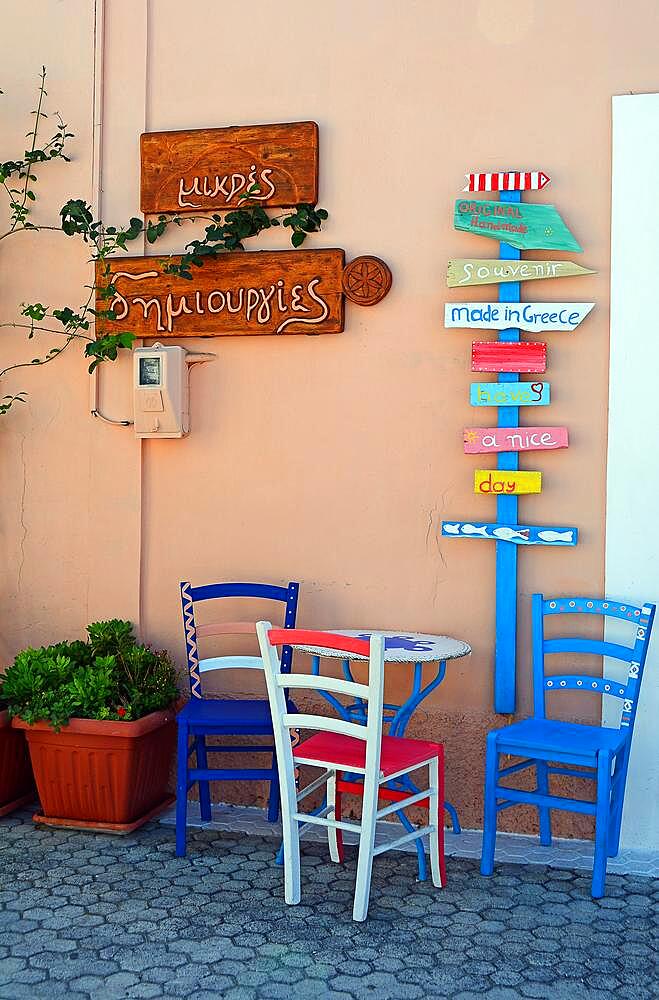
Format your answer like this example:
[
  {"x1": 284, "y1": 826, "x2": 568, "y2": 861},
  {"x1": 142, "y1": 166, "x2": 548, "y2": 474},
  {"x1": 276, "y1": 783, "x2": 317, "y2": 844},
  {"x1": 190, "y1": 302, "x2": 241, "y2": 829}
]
[{"x1": 474, "y1": 470, "x2": 542, "y2": 495}]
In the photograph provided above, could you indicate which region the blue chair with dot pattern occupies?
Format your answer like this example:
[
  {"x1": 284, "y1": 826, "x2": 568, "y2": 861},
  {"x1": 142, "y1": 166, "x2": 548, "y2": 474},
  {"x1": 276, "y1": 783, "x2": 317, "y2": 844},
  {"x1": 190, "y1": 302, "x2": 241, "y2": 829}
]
[{"x1": 481, "y1": 594, "x2": 655, "y2": 897}]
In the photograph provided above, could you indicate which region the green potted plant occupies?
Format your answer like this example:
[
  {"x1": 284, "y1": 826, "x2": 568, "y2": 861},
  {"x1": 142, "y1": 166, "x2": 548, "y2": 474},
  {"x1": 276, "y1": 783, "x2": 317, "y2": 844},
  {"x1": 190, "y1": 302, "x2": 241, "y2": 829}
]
[
  {"x1": 3, "y1": 619, "x2": 179, "y2": 832},
  {"x1": 0, "y1": 690, "x2": 34, "y2": 817}
]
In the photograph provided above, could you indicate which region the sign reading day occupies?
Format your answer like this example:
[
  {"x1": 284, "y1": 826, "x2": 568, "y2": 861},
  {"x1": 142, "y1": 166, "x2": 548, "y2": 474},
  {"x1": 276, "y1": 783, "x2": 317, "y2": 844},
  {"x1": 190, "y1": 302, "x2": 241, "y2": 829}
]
[
  {"x1": 141, "y1": 122, "x2": 319, "y2": 214},
  {"x1": 97, "y1": 250, "x2": 346, "y2": 337},
  {"x1": 454, "y1": 199, "x2": 582, "y2": 252},
  {"x1": 447, "y1": 259, "x2": 595, "y2": 288},
  {"x1": 445, "y1": 301, "x2": 594, "y2": 333},
  {"x1": 474, "y1": 470, "x2": 542, "y2": 495}
]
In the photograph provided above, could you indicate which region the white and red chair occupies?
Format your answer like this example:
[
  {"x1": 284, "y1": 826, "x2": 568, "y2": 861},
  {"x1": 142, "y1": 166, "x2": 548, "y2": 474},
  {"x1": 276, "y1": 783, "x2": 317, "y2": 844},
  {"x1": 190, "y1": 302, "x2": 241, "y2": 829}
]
[{"x1": 256, "y1": 624, "x2": 446, "y2": 921}]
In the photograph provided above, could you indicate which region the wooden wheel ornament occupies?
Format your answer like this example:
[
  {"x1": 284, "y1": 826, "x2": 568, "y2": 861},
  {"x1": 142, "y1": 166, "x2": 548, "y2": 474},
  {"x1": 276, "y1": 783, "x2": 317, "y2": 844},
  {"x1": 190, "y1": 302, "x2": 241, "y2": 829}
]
[{"x1": 342, "y1": 255, "x2": 392, "y2": 306}]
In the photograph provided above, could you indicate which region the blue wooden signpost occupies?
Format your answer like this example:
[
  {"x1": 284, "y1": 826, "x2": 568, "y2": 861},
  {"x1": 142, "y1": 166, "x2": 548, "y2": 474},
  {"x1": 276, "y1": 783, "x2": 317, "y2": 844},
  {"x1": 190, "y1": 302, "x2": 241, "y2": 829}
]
[{"x1": 442, "y1": 172, "x2": 590, "y2": 713}]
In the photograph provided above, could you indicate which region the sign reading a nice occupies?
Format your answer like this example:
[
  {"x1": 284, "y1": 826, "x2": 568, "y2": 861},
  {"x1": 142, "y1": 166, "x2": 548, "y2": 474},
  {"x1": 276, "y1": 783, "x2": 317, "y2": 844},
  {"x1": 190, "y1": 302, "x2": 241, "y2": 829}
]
[{"x1": 141, "y1": 122, "x2": 319, "y2": 214}]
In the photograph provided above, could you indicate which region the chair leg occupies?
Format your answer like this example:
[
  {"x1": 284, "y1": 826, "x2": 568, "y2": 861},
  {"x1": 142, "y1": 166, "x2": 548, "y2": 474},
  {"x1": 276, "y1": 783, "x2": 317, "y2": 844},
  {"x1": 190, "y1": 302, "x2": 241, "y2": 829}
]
[
  {"x1": 352, "y1": 773, "x2": 379, "y2": 922},
  {"x1": 607, "y1": 754, "x2": 626, "y2": 858},
  {"x1": 536, "y1": 760, "x2": 552, "y2": 847},
  {"x1": 195, "y1": 736, "x2": 212, "y2": 821},
  {"x1": 267, "y1": 751, "x2": 280, "y2": 823},
  {"x1": 175, "y1": 722, "x2": 189, "y2": 857},
  {"x1": 480, "y1": 732, "x2": 499, "y2": 877},
  {"x1": 278, "y1": 755, "x2": 301, "y2": 906},
  {"x1": 327, "y1": 771, "x2": 345, "y2": 863},
  {"x1": 592, "y1": 750, "x2": 613, "y2": 899},
  {"x1": 429, "y1": 754, "x2": 446, "y2": 888}
]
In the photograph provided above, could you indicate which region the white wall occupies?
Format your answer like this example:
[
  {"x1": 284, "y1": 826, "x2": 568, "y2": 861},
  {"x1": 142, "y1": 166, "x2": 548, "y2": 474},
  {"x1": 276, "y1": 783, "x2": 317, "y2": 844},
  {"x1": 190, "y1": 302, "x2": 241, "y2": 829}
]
[{"x1": 607, "y1": 93, "x2": 659, "y2": 852}]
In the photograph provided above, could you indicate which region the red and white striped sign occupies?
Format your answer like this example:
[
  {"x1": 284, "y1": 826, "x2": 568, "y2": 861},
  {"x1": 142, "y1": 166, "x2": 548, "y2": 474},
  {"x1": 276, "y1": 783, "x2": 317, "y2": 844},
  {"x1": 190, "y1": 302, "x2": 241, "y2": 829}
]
[{"x1": 464, "y1": 171, "x2": 550, "y2": 193}]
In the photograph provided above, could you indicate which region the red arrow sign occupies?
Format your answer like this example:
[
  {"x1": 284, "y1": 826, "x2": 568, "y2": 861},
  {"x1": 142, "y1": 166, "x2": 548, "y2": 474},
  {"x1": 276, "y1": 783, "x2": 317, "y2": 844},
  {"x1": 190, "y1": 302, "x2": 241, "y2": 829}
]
[
  {"x1": 464, "y1": 171, "x2": 550, "y2": 193},
  {"x1": 471, "y1": 341, "x2": 547, "y2": 373}
]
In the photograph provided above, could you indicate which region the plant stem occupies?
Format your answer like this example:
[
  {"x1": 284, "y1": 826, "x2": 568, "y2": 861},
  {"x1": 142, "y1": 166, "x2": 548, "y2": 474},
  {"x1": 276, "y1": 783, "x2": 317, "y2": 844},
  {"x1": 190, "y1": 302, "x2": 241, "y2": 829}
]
[{"x1": 9, "y1": 67, "x2": 47, "y2": 234}]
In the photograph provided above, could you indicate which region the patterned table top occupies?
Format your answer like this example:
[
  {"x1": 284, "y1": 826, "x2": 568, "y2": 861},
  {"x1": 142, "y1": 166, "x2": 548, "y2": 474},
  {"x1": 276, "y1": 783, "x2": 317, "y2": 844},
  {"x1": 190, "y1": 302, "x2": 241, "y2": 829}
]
[{"x1": 296, "y1": 630, "x2": 471, "y2": 663}]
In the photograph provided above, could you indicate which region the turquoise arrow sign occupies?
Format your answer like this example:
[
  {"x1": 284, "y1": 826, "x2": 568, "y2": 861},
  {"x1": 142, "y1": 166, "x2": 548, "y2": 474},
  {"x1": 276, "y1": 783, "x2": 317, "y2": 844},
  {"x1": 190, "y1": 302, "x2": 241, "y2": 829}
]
[{"x1": 454, "y1": 198, "x2": 582, "y2": 252}]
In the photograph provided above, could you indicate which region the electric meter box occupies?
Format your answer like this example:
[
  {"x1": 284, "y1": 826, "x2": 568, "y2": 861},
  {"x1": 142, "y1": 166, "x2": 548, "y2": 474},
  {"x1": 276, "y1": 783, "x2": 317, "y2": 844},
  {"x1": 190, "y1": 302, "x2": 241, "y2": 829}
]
[{"x1": 133, "y1": 344, "x2": 189, "y2": 438}]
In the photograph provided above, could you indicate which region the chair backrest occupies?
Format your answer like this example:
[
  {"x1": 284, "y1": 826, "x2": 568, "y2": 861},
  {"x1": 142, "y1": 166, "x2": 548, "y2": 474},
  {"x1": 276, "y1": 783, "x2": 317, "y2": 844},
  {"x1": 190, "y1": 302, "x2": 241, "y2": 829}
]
[
  {"x1": 180, "y1": 581, "x2": 299, "y2": 698},
  {"x1": 256, "y1": 624, "x2": 385, "y2": 777},
  {"x1": 532, "y1": 594, "x2": 655, "y2": 732}
]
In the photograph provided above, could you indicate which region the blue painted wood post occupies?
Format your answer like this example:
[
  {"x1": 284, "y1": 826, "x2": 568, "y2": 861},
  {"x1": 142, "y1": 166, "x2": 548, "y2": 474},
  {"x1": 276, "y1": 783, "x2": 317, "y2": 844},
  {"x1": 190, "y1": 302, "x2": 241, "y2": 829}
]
[{"x1": 494, "y1": 188, "x2": 521, "y2": 713}]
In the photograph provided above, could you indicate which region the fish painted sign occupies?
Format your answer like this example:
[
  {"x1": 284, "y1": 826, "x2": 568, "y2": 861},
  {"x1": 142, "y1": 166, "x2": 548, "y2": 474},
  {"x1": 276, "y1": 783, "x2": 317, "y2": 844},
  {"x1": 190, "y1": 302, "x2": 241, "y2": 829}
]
[
  {"x1": 454, "y1": 199, "x2": 582, "y2": 252},
  {"x1": 474, "y1": 470, "x2": 542, "y2": 495},
  {"x1": 472, "y1": 341, "x2": 547, "y2": 373},
  {"x1": 441, "y1": 521, "x2": 578, "y2": 546},
  {"x1": 470, "y1": 381, "x2": 550, "y2": 406},
  {"x1": 464, "y1": 427, "x2": 568, "y2": 454},
  {"x1": 464, "y1": 171, "x2": 550, "y2": 193},
  {"x1": 447, "y1": 259, "x2": 595, "y2": 288},
  {"x1": 445, "y1": 301, "x2": 594, "y2": 333}
]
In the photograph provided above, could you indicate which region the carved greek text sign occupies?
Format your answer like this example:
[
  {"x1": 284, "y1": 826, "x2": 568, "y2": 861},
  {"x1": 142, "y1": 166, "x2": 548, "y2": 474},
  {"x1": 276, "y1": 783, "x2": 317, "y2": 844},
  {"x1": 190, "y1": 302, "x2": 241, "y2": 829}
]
[
  {"x1": 96, "y1": 249, "x2": 345, "y2": 337},
  {"x1": 464, "y1": 426, "x2": 568, "y2": 454},
  {"x1": 454, "y1": 199, "x2": 582, "y2": 252},
  {"x1": 140, "y1": 122, "x2": 319, "y2": 214}
]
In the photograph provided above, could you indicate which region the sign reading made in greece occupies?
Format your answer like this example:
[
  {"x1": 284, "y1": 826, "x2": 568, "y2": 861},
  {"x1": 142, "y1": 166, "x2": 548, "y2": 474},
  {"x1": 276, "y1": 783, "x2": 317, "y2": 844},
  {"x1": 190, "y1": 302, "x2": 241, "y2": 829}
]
[
  {"x1": 445, "y1": 301, "x2": 594, "y2": 333},
  {"x1": 96, "y1": 249, "x2": 345, "y2": 337},
  {"x1": 446, "y1": 259, "x2": 595, "y2": 288},
  {"x1": 454, "y1": 199, "x2": 582, "y2": 252},
  {"x1": 140, "y1": 122, "x2": 319, "y2": 214}
]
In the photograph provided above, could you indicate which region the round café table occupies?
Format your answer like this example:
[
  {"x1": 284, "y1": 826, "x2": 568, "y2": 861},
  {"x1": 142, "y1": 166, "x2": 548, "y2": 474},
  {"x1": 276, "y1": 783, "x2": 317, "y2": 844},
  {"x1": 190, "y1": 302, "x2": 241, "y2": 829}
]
[{"x1": 295, "y1": 629, "x2": 471, "y2": 881}]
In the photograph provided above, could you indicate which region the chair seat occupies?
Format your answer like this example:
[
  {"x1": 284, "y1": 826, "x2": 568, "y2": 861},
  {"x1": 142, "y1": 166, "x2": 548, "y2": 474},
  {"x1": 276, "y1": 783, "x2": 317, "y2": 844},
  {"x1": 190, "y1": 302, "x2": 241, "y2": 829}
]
[
  {"x1": 493, "y1": 718, "x2": 627, "y2": 759},
  {"x1": 177, "y1": 697, "x2": 295, "y2": 733},
  {"x1": 294, "y1": 731, "x2": 442, "y2": 777}
]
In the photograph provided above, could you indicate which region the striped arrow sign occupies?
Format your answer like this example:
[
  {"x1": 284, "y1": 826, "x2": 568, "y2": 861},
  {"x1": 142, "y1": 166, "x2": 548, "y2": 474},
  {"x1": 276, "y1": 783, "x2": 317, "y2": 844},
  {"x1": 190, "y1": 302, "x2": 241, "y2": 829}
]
[
  {"x1": 464, "y1": 171, "x2": 550, "y2": 193},
  {"x1": 454, "y1": 199, "x2": 582, "y2": 252}
]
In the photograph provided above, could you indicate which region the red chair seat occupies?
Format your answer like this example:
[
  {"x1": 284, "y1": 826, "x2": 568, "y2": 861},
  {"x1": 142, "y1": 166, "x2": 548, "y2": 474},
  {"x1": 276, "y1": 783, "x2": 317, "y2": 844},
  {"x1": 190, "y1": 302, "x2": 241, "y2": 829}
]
[{"x1": 294, "y1": 731, "x2": 442, "y2": 776}]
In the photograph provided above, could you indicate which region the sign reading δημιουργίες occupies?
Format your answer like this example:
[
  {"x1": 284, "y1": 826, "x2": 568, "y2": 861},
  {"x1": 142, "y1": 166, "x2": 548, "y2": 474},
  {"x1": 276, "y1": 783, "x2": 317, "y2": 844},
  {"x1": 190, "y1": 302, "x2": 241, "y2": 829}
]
[
  {"x1": 464, "y1": 427, "x2": 568, "y2": 454},
  {"x1": 454, "y1": 199, "x2": 582, "y2": 251},
  {"x1": 445, "y1": 301, "x2": 593, "y2": 332},
  {"x1": 447, "y1": 259, "x2": 595, "y2": 287},
  {"x1": 140, "y1": 122, "x2": 318, "y2": 214}
]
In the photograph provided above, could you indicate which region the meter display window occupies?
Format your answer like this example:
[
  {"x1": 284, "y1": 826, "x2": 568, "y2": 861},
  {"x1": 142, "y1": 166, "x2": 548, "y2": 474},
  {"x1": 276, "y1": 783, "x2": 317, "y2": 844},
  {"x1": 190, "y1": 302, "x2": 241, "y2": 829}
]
[{"x1": 139, "y1": 356, "x2": 162, "y2": 386}]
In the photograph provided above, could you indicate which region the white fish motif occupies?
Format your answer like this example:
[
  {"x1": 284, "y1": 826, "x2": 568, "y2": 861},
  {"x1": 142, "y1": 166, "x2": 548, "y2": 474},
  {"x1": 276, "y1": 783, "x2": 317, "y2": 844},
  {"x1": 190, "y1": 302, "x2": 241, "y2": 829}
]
[
  {"x1": 459, "y1": 524, "x2": 490, "y2": 537},
  {"x1": 537, "y1": 530, "x2": 574, "y2": 543},
  {"x1": 491, "y1": 526, "x2": 530, "y2": 541},
  {"x1": 443, "y1": 523, "x2": 460, "y2": 535}
]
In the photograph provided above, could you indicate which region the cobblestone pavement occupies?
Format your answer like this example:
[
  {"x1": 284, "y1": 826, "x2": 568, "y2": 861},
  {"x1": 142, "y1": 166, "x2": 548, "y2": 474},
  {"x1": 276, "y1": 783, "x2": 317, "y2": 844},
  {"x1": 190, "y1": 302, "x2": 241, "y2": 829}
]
[{"x1": 1, "y1": 810, "x2": 657, "y2": 1000}]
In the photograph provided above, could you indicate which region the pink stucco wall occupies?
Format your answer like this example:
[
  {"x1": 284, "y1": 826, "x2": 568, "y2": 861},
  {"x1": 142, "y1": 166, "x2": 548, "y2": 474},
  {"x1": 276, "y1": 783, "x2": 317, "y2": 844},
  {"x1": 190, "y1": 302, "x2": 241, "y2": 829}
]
[{"x1": 2, "y1": 0, "x2": 659, "y2": 832}]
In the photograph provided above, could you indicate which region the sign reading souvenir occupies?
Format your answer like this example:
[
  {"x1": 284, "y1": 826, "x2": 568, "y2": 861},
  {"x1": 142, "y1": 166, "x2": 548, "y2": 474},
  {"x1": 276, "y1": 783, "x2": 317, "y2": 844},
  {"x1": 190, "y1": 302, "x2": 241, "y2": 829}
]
[
  {"x1": 471, "y1": 341, "x2": 547, "y2": 373},
  {"x1": 140, "y1": 122, "x2": 319, "y2": 214},
  {"x1": 470, "y1": 381, "x2": 550, "y2": 406},
  {"x1": 454, "y1": 199, "x2": 582, "y2": 252},
  {"x1": 464, "y1": 427, "x2": 568, "y2": 454},
  {"x1": 447, "y1": 259, "x2": 595, "y2": 287},
  {"x1": 445, "y1": 301, "x2": 594, "y2": 333},
  {"x1": 97, "y1": 250, "x2": 346, "y2": 337},
  {"x1": 442, "y1": 521, "x2": 578, "y2": 546},
  {"x1": 474, "y1": 470, "x2": 542, "y2": 495},
  {"x1": 464, "y1": 171, "x2": 550, "y2": 193}
]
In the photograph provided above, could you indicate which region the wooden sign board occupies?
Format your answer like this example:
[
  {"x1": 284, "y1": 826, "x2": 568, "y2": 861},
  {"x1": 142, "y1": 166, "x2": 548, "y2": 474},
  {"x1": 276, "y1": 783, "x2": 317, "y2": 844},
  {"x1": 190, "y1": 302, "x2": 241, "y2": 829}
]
[
  {"x1": 96, "y1": 249, "x2": 345, "y2": 338},
  {"x1": 470, "y1": 381, "x2": 550, "y2": 406},
  {"x1": 464, "y1": 426, "x2": 568, "y2": 454},
  {"x1": 447, "y1": 259, "x2": 595, "y2": 288},
  {"x1": 140, "y1": 122, "x2": 319, "y2": 214},
  {"x1": 472, "y1": 341, "x2": 547, "y2": 373},
  {"x1": 474, "y1": 470, "x2": 542, "y2": 495},
  {"x1": 454, "y1": 199, "x2": 582, "y2": 252},
  {"x1": 441, "y1": 521, "x2": 577, "y2": 546},
  {"x1": 464, "y1": 171, "x2": 550, "y2": 193},
  {"x1": 445, "y1": 301, "x2": 594, "y2": 333}
]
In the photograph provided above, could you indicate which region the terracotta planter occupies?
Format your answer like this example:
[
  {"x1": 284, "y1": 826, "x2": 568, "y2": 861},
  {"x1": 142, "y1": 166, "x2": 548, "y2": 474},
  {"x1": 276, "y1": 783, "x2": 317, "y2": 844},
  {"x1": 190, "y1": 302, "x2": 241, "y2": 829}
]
[
  {"x1": 0, "y1": 709, "x2": 35, "y2": 816},
  {"x1": 13, "y1": 708, "x2": 176, "y2": 833}
]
